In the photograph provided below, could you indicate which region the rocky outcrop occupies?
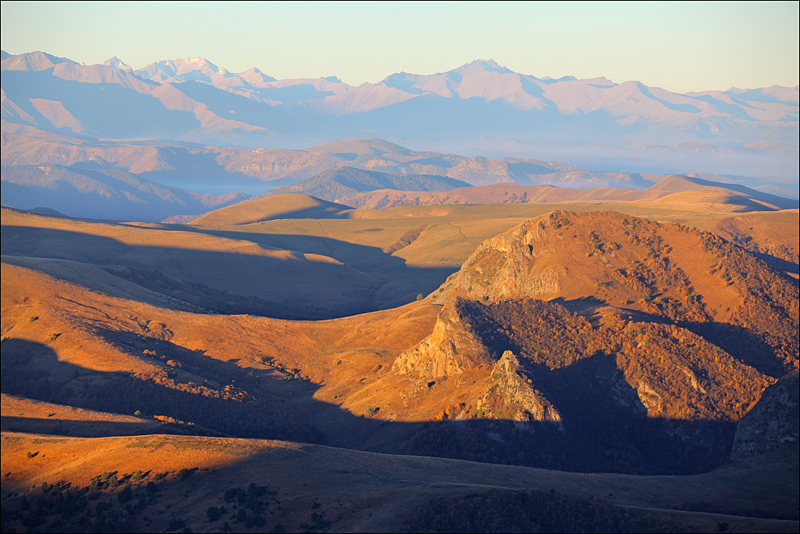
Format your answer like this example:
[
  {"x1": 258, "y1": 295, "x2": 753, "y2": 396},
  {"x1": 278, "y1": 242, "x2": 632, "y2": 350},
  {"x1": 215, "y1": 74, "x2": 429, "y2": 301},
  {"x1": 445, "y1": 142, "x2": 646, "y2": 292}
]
[
  {"x1": 391, "y1": 301, "x2": 564, "y2": 425},
  {"x1": 453, "y1": 212, "x2": 565, "y2": 301},
  {"x1": 391, "y1": 302, "x2": 494, "y2": 379},
  {"x1": 731, "y1": 371, "x2": 799, "y2": 461},
  {"x1": 477, "y1": 351, "x2": 563, "y2": 426}
]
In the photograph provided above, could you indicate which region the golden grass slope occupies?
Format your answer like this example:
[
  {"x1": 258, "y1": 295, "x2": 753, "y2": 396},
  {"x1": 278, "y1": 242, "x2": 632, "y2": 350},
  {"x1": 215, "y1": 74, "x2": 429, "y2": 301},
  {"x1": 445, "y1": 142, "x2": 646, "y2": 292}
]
[
  {"x1": 4, "y1": 169, "x2": 800, "y2": 533},
  {"x1": 341, "y1": 174, "x2": 798, "y2": 212},
  {"x1": 190, "y1": 194, "x2": 355, "y2": 225},
  {"x1": 1, "y1": 394, "x2": 165, "y2": 437},
  {"x1": 1, "y1": 207, "x2": 379, "y2": 315},
  {"x1": 697, "y1": 209, "x2": 799, "y2": 267},
  {"x1": 1, "y1": 258, "x2": 440, "y2": 445},
  {"x1": 3, "y1": 203, "x2": 797, "y2": 433},
  {"x1": 447, "y1": 210, "x2": 798, "y2": 331}
]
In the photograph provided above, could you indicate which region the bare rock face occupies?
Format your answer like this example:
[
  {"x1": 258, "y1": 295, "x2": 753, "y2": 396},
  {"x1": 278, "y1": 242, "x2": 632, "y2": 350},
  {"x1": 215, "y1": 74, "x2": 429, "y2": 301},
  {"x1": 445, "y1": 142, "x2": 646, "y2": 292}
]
[
  {"x1": 731, "y1": 371, "x2": 799, "y2": 461},
  {"x1": 454, "y1": 212, "x2": 564, "y2": 301},
  {"x1": 391, "y1": 301, "x2": 493, "y2": 379},
  {"x1": 478, "y1": 351, "x2": 562, "y2": 426},
  {"x1": 391, "y1": 301, "x2": 563, "y2": 425}
]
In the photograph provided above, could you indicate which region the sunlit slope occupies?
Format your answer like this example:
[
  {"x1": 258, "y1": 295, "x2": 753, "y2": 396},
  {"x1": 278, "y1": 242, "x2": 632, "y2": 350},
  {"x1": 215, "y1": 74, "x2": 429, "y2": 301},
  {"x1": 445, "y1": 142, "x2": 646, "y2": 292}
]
[
  {"x1": 1, "y1": 260, "x2": 439, "y2": 446},
  {"x1": 2, "y1": 432, "x2": 797, "y2": 533},
  {"x1": 444, "y1": 211, "x2": 797, "y2": 368},
  {"x1": 322, "y1": 210, "x2": 798, "y2": 473},
  {"x1": 648, "y1": 175, "x2": 797, "y2": 210},
  {"x1": 347, "y1": 183, "x2": 648, "y2": 209},
  {"x1": 1, "y1": 394, "x2": 170, "y2": 437},
  {"x1": 696, "y1": 209, "x2": 799, "y2": 268},
  {"x1": 2, "y1": 206, "x2": 798, "y2": 475},
  {"x1": 1, "y1": 208, "x2": 379, "y2": 317},
  {"x1": 190, "y1": 193, "x2": 355, "y2": 225},
  {"x1": 4, "y1": 192, "x2": 797, "y2": 318},
  {"x1": 336, "y1": 174, "x2": 798, "y2": 211}
]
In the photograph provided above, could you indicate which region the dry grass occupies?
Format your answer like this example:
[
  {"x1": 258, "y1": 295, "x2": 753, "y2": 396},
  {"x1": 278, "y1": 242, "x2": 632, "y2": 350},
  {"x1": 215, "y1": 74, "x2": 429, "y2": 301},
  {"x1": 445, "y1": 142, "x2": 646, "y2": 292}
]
[{"x1": 2, "y1": 194, "x2": 799, "y2": 532}]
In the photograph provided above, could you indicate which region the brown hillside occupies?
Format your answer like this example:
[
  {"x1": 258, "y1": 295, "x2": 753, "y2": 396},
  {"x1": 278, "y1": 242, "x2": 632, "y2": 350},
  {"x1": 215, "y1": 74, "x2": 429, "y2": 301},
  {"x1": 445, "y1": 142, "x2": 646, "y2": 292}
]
[
  {"x1": 696, "y1": 209, "x2": 799, "y2": 268},
  {"x1": 1, "y1": 208, "x2": 379, "y2": 318},
  {"x1": 343, "y1": 183, "x2": 646, "y2": 209},
  {"x1": 1, "y1": 394, "x2": 170, "y2": 437},
  {"x1": 444, "y1": 210, "x2": 798, "y2": 373},
  {"x1": 190, "y1": 193, "x2": 354, "y2": 225},
  {"x1": 379, "y1": 296, "x2": 769, "y2": 425},
  {"x1": 333, "y1": 210, "x2": 797, "y2": 473},
  {"x1": 331, "y1": 174, "x2": 797, "y2": 212},
  {"x1": 0, "y1": 217, "x2": 780, "y2": 474},
  {"x1": 3, "y1": 198, "x2": 799, "y2": 508},
  {"x1": 1, "y1": 259, "x2": 440, "y2": 447}
]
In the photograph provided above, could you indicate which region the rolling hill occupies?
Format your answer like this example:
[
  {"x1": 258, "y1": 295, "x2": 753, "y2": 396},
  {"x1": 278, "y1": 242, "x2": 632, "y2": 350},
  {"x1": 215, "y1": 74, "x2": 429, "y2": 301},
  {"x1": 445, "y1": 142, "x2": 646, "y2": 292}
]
[
  {"x1": 5, "y1": 126, "x2": 794, "y2": 223},
  {"x1": 1, "y1": 129, "x2": 680, "y2": 194},
  {"x1": 339, "y1": 174, "x2": 799, "y2": 212},
  {"x1": 3, "y1": 207, "x2": 797, "y2": 451},
  {"x1": 3, "y1": 189, "x2": 798, "y2": 531},
  {"x1": 190, "y1": 193, "x2": 354, "y2": 226}
]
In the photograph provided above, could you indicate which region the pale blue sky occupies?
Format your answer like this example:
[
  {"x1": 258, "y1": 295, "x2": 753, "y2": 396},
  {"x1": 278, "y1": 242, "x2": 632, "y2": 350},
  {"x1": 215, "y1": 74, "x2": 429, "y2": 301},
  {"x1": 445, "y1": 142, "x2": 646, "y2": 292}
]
[{"x1": 2, "y1": 1, "x2": 797, "y2": 93}]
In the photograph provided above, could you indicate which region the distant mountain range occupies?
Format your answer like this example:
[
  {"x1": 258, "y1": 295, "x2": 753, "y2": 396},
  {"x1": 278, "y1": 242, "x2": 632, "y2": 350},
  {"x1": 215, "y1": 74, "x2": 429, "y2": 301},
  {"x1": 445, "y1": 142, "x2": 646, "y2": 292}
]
[
  {"x1": 3, "y1": 136, "x2": 797, "y2": 222},
  {"x1": 2, "y1": 51, "x2": 797, "y2": 167},
  {"x1": 1, "y1": 130, "x2": 676, "y2": 193},
  {"x1": 0, "y1": 165, "x2": 248, "y2": 221}
]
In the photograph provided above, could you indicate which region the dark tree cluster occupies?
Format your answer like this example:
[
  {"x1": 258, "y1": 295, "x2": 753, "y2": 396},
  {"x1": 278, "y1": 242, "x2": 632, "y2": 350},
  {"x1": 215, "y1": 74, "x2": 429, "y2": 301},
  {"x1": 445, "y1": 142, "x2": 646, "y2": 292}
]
[{"x1": 400, "y1": 489, "x2": 685, "y2": 533}]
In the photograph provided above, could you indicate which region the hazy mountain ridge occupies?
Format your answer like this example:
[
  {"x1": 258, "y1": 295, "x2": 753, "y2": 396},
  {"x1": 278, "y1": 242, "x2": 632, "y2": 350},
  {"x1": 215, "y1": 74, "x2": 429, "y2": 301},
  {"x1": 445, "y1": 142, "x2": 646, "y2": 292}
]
[
  {"x1": 9, "y1": 127, "x2": 790, "y2": 206},
  {"x1": 4, "y1": 142, "x2": 796, "y2": 222},
  {"x1": 2, "y1": 128, "x2": 668, "y2": 191},
  {"x1": 259, "y1": 166, "x2": 472, "y2": 204},
  {"x1": 1, "y1": 164, "x2": 249, "y2": 221},
  {"x1": 2, "y1": 51, "x2": 797, "y2": 152}
]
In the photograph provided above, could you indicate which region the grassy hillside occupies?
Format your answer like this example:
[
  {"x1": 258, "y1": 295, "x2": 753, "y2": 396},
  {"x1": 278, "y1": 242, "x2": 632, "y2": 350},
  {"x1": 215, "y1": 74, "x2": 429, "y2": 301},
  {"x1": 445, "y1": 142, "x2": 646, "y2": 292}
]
[
  {"x1": 3, "y1": 193, "x2": 798, "y2": 532},
  {"x1": 339, "y1": 175, "x2": 799, "y2": 211},
  {"x1": 3, "y1": 208, "x2": 797, "y2": 467},
  {"x1": 191, "y1": 194, "x2": 355, "y2": 226}
]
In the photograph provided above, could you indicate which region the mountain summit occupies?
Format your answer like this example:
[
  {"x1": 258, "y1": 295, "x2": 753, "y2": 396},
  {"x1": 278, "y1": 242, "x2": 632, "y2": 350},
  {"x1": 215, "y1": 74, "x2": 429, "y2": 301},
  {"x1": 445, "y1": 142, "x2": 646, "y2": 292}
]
[
  {"x1": 103, "y1": 56, "x2": 132, "y2": 71},
  {"x1": 136, "y1": 56, "x2": 232, "y2": 83}
]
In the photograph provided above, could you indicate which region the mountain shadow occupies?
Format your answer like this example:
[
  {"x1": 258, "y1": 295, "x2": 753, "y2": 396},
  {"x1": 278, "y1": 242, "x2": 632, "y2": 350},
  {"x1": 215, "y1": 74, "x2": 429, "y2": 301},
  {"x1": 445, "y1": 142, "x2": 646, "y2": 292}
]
[
  {"x1": 2, "y1": 224, "x2": 457, "y2": 318},
  {"x1": 0, "y1": 336, "x2": 743, "y2": 477}
]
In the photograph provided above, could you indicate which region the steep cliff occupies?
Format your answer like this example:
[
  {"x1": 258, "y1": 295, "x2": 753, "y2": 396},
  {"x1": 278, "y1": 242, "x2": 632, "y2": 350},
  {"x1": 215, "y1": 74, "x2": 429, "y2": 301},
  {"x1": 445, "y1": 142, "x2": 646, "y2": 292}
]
[{"x1": 731, "y1": 371, "x2": 799, "y2": 461}]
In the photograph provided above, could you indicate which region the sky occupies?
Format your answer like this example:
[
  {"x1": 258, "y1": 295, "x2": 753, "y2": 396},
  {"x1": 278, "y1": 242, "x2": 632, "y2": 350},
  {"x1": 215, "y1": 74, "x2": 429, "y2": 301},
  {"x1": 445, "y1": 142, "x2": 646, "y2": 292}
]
[{"x1": 1, "y1": 1, "x2": 798, "y2": 93}]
